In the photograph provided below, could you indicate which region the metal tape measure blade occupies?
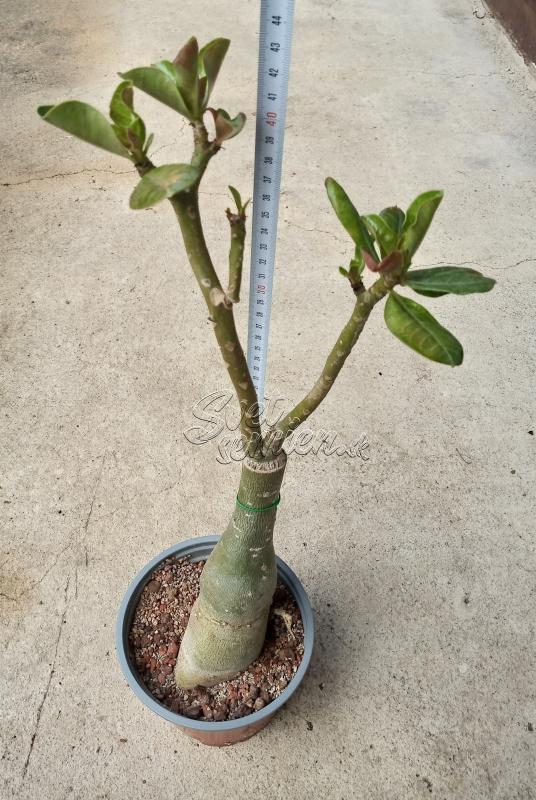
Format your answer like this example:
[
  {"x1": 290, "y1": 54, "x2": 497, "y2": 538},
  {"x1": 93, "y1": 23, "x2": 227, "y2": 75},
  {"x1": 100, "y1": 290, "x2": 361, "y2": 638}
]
[{"x1": 247, "y1": 0, "x2": 294, "y2": 406}]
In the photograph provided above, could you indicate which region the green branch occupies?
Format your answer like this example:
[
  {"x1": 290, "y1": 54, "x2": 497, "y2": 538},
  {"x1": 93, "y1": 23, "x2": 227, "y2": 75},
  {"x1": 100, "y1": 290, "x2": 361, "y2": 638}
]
[
  {"x1": 226, "y1": 209, "x2": 246, "y2": 303},
  {"x1": 225, "y1": 186, "x2": 248, "y2": 303},
  {"x1": 169, "y1": 123, "x2": 261, "y2": 452}
]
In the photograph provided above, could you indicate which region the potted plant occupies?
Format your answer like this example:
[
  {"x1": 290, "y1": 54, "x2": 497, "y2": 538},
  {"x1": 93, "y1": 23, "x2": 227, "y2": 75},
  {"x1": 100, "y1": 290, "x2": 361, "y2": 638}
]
[{"x1": 37, "y1": 36, "x2": 495, "y2": 746}]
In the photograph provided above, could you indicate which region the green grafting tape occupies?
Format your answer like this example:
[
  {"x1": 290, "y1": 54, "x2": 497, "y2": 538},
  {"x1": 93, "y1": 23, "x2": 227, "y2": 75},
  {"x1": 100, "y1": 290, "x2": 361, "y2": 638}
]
[{"x1": 235, "y1": 494, "x2": 281, "y2": 513}]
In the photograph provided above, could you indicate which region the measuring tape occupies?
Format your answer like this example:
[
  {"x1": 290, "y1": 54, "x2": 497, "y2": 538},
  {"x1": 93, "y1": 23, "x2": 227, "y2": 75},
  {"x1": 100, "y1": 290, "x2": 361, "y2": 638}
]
[{"x1": 247, "y1": 0, "x2": 295, "y2": 407}]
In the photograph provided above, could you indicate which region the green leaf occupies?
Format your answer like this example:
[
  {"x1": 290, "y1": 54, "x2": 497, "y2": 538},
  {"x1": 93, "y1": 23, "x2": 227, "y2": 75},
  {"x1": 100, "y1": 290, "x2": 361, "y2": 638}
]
[
  {"x1": 325, "y1": 178, "x2": 377, "y2": 266},
  {"x1": 404, "y1": 266, "x2": 496, "y2": 297},
  {"x1": 37, "y1": 101, "x2": 130, "y2": 158},
  {"x1": 152, "y1": 59, "x2": 182, "y2": 82},
  {"x1": 109, "y1": 81, "x2": 146, "y2": 153},
  {"x1": 109, "y1": 81, "x2": 135, "y2": 126},
  {"x1": 384, "y1": 291, "x2": 463, "y2": 366},
  {"x1": 339, "y1": 266, "x2": 350, "y2": 278},
  {"x1": 120, "y1": 67, "x2": 193, "y2": 120},
  {"x1": 198, "y1": 38, "x2": 230, "y2": 105},
  {"x1": 151, "y1": 60, "x2": 200, "y2": 117},
  {"x1": 363, "y1": 213, "x2": 397, "y2": 258},
  {"x1": 380, "y1": 206, "x2": 405, "y2": 238},
  {"x1": 129, "y1": 163, "x2": 200, "y2": 209},
  {"x1": 229, "y1": 185, "x2": 242, "y2": 211},
  {"x1": 399, "y1": 190, "x2": 443, "y2": 264},
  {"x1": 209, "y1": 108, "x2": 246, "y2": 142},
  {"x1": 143, "y1": 132, "x2": 154, "y2": 155},
  {"x1": 400, "y1": 286, "x2": 445, "y2": 298}
]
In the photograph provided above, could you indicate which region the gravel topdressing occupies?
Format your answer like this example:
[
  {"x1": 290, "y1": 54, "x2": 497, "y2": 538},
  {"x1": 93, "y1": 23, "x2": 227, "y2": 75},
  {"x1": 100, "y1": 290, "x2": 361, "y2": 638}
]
[{"x1": 129, "y1": 556, "x2": 305, "y2": 722}]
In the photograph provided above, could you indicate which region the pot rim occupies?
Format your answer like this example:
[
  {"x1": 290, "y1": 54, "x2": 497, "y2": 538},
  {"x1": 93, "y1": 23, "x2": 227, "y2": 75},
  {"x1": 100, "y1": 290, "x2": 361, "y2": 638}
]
[{"x1": 115, "y1": 535, "x2": 315, "y2": 732}]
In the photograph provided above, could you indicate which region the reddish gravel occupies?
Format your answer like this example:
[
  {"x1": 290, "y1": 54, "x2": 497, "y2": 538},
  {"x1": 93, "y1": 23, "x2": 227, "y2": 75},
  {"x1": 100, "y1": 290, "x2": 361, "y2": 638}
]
[{"x1": 129, "y1": 556, "x2": 304, "y2": 722}]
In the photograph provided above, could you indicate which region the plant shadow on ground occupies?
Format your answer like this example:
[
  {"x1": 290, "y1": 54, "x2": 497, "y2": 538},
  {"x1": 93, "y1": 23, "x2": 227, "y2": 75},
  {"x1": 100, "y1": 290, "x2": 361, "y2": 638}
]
[{"x1": 269, "y1": 553, "x2": 392, "y2": 731}]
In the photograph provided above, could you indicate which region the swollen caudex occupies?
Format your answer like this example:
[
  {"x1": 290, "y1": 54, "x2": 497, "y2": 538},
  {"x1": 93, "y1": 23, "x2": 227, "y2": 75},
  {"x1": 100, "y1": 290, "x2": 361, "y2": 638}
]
[{"x1": 174, "y1": 452, "x2": 286, "y2": 688}]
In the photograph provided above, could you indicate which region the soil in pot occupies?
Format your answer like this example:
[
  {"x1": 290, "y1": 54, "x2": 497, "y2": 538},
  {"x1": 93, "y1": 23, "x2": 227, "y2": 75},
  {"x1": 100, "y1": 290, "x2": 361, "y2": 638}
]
[{"x1": 129, "y1": 556, "x2": 305, "y2": 722}]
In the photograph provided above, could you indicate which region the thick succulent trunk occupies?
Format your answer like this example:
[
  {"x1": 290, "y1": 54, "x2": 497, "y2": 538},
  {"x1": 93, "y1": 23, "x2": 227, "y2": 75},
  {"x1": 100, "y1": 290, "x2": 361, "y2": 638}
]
[{"x1": 175, "y1": 451, "x2": 287, "y2": 688}]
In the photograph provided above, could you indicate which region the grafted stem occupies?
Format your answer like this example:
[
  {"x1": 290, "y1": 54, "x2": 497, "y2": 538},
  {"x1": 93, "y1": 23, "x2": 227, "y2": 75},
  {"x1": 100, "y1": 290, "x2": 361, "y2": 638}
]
[{"x1": 175, "y1": 451, "x2": 287, "y2": 687}]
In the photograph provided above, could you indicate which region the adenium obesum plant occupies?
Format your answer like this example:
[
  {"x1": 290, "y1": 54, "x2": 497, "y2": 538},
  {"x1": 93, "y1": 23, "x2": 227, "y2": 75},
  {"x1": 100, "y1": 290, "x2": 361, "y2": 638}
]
[{"x1": 38, "y1": 37, "x2": 495, "y2": 689}]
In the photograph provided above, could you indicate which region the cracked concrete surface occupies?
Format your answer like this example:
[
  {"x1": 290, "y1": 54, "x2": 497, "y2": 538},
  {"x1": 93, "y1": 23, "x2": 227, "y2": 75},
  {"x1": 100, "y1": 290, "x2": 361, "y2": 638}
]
[{"x1": 1, "y1": 1, "x2": 535, "y2": 798}]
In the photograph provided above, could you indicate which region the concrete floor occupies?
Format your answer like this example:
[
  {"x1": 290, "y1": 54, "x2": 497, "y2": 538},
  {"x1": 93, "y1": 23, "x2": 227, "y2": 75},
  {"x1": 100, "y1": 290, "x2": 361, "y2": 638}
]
[{"x1": 1, "y1": 1, "x2": 535, "y2": 798}]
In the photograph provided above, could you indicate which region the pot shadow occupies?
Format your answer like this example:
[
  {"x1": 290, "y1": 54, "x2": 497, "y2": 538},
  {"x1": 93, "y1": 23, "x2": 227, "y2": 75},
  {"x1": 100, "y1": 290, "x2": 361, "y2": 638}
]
[{"x1": 280, "y1": 553, "x2": 393, "y2": 726}]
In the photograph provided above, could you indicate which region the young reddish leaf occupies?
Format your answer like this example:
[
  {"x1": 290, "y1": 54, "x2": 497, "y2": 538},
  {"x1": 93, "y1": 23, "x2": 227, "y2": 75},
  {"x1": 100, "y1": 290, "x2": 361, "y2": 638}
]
[
  {"x1": 364, "y1": 250, "x2": 404, "y2": 274},
  {"x1": 363, "y1": 250, "x2": 379, "y2": 271},
  {"x1": 173, "y1": 36, "x2": 199, "y2": 72},
  {"x1": 173, "y1": 38, "x2": 201, "y2": 115},
  {"x1": 199, "y1": 38, "x2": 230, "y2": 106},
  {"x1": 208, "y1": 108, "x2": 246, "y2": 143}
]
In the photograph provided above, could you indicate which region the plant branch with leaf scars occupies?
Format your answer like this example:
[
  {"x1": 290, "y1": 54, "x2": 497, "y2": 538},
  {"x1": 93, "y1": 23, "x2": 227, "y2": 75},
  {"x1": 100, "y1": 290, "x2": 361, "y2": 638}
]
[{"x1": 168, "y1": 124, "x2": 261, "y2": 451}]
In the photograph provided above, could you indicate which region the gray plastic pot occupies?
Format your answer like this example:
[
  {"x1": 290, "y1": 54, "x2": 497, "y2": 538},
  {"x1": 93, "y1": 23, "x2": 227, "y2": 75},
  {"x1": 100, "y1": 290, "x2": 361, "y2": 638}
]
[{"x1": 116, "y1": 535, "x2": 314, "y2": 746}]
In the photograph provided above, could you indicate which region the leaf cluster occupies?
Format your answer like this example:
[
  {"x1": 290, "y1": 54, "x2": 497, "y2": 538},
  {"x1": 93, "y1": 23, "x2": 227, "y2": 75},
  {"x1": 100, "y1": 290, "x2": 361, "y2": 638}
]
[
  {"x1": 37, "y1": 38, "x2": 496, "y2": 371},
  {"x1": 37, "y1": 37, "x2": 246, "y2": 208},
  {"x1": 326, "y1": 179, "x2": 495, "y2": 366}
]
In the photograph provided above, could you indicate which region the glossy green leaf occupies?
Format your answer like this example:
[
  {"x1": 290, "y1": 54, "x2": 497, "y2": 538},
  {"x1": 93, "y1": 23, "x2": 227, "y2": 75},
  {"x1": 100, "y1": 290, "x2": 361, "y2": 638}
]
[
  {"x1": 384, "y1": 291, "x2": 463, "y2": 366},
  {"x1": 325, "y1": 178, "x2": 377, "y2": 266},
  {"x1": 363, "y1": 213, "x2": 397, "y2": 258},
  {"x1": 37, "y1": 101, "x2": 130, "y2": 158},
  {"x1": 404, "y1": 266, "x2": 496, "y2": 297},
  {"x1": 380, "y1": 206, "x2": 405, "y2": 238},
  {"x1": 120, "y1": 67, "x2": 193, "y2": 120},
  {"x1": 209, "y1": 108, "x2": 246, "y2": 142},
  {"x1": 199, "y1": 38, "x2": 230, "y2": 105},
  {"x1": 129, "y1": 163, "x2": 200, "y2": 209},
  {"x1": 399, "y1": 190, "x2": 443, "y2": 263}
]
